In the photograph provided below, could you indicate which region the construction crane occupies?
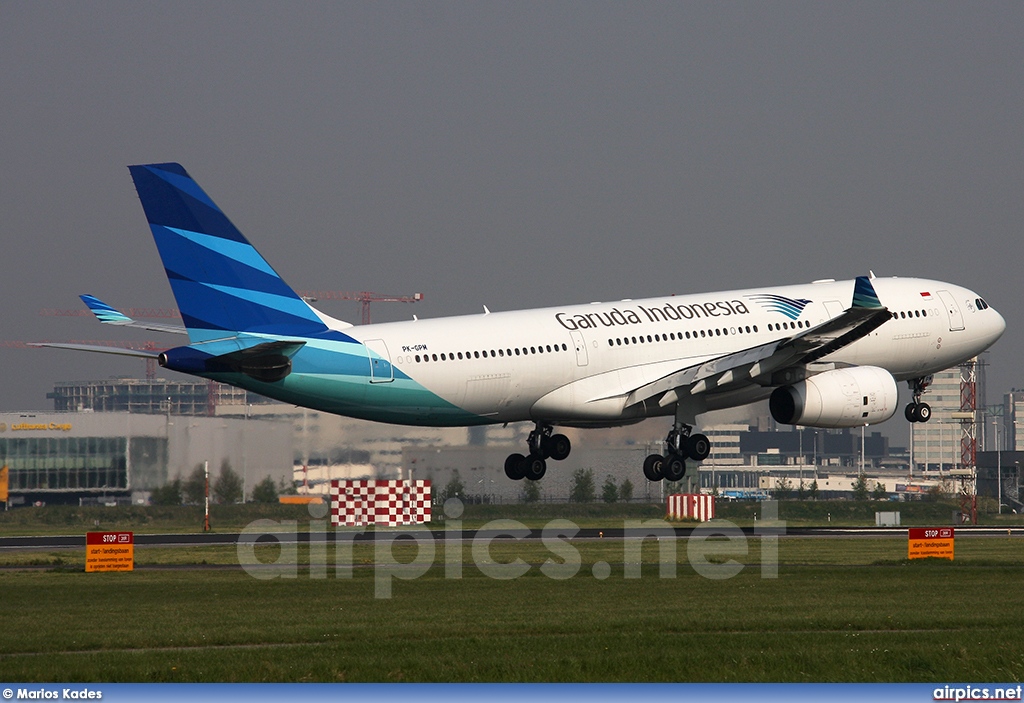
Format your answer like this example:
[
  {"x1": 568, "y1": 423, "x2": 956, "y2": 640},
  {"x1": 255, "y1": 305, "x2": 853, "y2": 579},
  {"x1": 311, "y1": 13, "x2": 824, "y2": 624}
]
[
  {"x1": 38, "y1": 307, "x2": 179, "y2": 319},
  {"x1": 40, "y1": 290, "x2": 425, "y2": 327},
  {"x1": 296, "y1": 291, "x2": 424, "y2": 325}
]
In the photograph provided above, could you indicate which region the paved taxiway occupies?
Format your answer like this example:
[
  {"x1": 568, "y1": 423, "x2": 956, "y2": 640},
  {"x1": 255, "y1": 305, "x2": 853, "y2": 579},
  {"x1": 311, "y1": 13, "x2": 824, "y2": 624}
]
[{"x1": 1, "y1": 526, "x2": 1021, "y2": 551}]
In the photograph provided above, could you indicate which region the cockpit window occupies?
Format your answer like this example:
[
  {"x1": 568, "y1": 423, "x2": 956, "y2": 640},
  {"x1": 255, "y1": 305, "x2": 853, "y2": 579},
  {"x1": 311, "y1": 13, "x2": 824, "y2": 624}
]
[{"x1": 976, "y1": 298, "x2": 990, "y2": 310}]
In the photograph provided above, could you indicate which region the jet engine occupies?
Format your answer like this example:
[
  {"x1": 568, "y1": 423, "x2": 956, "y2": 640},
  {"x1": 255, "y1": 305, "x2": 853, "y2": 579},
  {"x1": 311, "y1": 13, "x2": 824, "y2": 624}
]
[{"x1": 769, "y1": 366, "x2": 898, "y2": 428}]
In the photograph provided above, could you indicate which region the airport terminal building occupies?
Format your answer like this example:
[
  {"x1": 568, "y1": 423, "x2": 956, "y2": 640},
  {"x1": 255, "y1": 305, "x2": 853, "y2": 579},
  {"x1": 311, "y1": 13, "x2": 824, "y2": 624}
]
[{"x1": 0, "y1": 410, "x2": 291, "y2": 506}]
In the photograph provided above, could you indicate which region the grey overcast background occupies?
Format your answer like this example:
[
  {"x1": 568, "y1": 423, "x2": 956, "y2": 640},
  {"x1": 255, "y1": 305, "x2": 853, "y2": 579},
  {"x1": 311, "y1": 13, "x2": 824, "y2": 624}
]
[{"x1": 1, "y1": 3, "x2": 1021, "y2": 446}]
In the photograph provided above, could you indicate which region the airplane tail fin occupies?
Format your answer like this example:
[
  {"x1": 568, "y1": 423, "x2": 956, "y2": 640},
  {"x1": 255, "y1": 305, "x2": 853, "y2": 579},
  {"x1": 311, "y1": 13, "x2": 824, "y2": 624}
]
[{"x1": 128, "y1": 163, "x2": 340, "y2": 343}]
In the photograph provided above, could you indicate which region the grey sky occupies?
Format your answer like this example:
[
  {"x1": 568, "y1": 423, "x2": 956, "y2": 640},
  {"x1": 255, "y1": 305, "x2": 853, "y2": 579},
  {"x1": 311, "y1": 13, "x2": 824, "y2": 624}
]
[{"x1": 2, "y1": 3, "x2": 1021, "y2": 444}]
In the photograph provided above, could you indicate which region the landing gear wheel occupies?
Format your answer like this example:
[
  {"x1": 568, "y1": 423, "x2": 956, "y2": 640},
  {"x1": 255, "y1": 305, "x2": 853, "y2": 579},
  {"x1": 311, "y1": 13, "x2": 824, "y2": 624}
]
[
  {"x1": 687, "y1": 434, "x2": 711, "y2": 461},
  {"x1": 524, "y1": 454, "x2": 547, "y2": 481},
  {"x1": 662, "y1": 422, "x2": 714, "y2": 466},
  {"x1": 504, "y1": 453, "x2": 526, "y2": 481},
  {"x1": 643, "y1": 454, "x2": 664, "y2": 481},
  {"x1": 662, "y1": 454, "x2": 686, "y2": 482},
  {"x1": 905, "y1": 402, "x2": 932, "y2": 423},
  {"x1": 546, "y1": 434, "x2": 571, "y2": 461},
  {"x1": 906, "y1": 376, "x2": 933, "y2": 423},
  {"x1": 915, "y1": 402, "x2": 931, "y2": 423}
]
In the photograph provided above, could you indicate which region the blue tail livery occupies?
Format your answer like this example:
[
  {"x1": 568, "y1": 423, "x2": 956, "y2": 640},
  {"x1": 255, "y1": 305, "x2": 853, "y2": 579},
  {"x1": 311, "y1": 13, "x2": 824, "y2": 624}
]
[{"x1": 129, "y1": 163, "x2": 351, "y2": 344}]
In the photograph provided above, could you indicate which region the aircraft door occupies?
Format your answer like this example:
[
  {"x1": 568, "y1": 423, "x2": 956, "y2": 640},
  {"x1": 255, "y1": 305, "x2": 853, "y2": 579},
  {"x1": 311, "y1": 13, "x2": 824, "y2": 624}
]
[
  {"x1": 936, "y1": 290, "x2": 965, "y2": 331},
  {"x1": 569, "y1": 330, "x2": 589, "y2": 367},
  {"x1": 823, "y1": 300, "x2": 845, "y2": 320},
  {"x1": 364, "y1": 339, "x2": 395, "y2": 383}
]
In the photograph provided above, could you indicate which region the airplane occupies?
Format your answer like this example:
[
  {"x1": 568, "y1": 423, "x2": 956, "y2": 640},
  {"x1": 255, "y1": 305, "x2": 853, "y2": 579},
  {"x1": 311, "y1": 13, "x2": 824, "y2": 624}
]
[{"x1": 39, "y1": 162, "x2": 1007, "y2": 483}]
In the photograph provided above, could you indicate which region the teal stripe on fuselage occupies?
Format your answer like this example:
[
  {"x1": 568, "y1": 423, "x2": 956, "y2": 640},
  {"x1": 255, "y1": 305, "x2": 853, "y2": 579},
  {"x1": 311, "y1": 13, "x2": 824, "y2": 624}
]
[
  {"x1": 191, "y1": 336, "x2": 488, "y2": 427},
  {"x1": 204, "y1": 369, "x2": 487, "y2": 427}
]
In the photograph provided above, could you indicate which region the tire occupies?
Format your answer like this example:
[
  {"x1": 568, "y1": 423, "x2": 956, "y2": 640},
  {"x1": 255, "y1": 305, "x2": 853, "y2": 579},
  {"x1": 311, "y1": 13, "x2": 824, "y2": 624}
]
[
  {"x1": 905, "y1": 403, "x2": 919, "y2": 423},
  {"x1": 687, "y1": 434, "x2": 711, "y2": 461},
  {"x1": 916, "y1": 402, "x2": 931, "y2": 423},
  {"x1": 663, "y1": 455, "x2": 686, "y2": 482},
  {"x1": 643, "y1": 454, "x2": 664, "y2": 481},
  {"x1": 504, "y1": 453, "x2": 527, "y2": 481},
  {"x1": 524, "y1": 455, "x2": 547, "y2": 481},
  {"x1": 546, "y1": 434, "x2": 571, "y2": 461}
]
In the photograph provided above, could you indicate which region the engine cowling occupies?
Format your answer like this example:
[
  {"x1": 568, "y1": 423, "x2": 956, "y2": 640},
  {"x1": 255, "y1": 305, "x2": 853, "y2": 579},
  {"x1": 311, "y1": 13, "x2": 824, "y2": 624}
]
[{"x1": 769, "y1": 366, "x2": 898, "y2": 428}]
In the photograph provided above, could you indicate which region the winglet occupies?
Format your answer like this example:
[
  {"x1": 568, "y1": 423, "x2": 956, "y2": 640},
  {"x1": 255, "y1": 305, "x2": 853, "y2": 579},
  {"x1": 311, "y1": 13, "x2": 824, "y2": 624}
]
[
  {"x1": 78, "y1": 294, "x2": 188, "y2": 336},
  {"x1": 852, "y1": 275, "x2": 883, "y2": 309},
  {"x1": 80, "y1": 294, "x2": 134, "y2": 326}
]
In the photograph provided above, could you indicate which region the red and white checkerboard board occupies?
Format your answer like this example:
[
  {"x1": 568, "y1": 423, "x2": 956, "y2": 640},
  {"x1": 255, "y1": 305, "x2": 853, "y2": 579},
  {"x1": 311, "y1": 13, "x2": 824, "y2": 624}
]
[
  {"x1": 667, "y1": 493, "x2": 715, "y2": 522},
  {"x1": 329, "y1": 479, "x2": 432, "y2": 527}
]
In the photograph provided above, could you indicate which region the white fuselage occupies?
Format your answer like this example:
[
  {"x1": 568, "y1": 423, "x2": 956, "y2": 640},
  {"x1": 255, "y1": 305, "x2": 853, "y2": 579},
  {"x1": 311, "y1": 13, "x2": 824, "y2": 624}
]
[{"x1": 336, "y1": 276, "x2": 1004, "y2": 426}]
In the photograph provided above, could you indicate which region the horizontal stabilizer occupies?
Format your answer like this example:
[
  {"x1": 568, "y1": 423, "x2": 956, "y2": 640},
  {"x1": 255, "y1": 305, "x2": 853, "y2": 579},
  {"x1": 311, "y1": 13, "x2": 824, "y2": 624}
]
[{"x1": 28, "y1": 342, "x2": 161, "y2": 358}]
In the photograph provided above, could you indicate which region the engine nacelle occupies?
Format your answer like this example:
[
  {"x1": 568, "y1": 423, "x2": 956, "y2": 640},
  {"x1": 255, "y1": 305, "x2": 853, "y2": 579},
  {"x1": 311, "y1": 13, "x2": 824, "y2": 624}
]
[{"x1": 769, "y1": 366, "x2": 898, "y2": 428}]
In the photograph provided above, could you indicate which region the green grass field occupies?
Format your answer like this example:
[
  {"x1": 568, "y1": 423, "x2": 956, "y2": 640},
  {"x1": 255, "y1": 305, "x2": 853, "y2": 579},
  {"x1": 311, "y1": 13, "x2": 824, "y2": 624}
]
[
  {"x1": 1, "y1": 532, "x2": 1023, "y2": 683},
  {"x1": 3, "y1": 498, "x2": 1021, "y2": 535}
]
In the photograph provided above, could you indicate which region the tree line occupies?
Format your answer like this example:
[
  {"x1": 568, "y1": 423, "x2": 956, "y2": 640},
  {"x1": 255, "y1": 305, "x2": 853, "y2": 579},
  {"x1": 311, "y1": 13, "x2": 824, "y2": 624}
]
[{"x1": 150, "y1": 460, "x2": 280, "y2": 506}]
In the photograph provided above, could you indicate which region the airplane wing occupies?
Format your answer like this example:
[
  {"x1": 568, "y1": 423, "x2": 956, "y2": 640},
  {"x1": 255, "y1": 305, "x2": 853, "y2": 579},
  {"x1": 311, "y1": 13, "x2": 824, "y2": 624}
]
[
  {"x1": 79, "y1": 294, "x2": 188, "y2": 335},
  {"x1": 624, "y1": 275, "x2": 892, "y2": 409}
]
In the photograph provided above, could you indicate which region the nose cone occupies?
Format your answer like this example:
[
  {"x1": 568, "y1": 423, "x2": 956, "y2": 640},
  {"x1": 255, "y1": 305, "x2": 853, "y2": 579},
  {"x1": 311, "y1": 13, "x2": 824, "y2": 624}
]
[{"x1": 990, "y1": 307, "x2": 1007, "y2": 345}]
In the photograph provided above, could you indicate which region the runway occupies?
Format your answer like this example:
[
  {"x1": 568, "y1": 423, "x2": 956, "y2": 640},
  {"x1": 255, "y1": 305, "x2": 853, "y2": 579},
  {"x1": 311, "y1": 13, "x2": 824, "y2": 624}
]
[{"x1": 1, "y1": 525, "x2": 1021, "y2": 551}]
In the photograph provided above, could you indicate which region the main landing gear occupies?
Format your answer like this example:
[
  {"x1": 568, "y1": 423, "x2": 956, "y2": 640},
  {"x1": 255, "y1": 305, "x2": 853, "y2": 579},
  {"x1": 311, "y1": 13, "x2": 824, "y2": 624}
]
[
  {"x1": 504, "y1": 423, "x2": 571, "y2": 481},
  {"x1": 643, "y1": 423, "x2": 711, "y2": 482},
  {"x1": 905, "y1": 376, "x2": 933, "y2": 423}
]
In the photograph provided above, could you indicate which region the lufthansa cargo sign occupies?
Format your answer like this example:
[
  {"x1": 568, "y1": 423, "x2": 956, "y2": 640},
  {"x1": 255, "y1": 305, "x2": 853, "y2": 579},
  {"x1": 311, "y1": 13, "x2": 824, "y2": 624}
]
[
  {"x1": 85, "y1": 532, "x2": 134, "y2": 572},
  {"x1": 9, "y1": 422, "x2": 72, "y2": 432},
  {"x1": 908, "y1": 527, "x2": 954, "y2": 560}
]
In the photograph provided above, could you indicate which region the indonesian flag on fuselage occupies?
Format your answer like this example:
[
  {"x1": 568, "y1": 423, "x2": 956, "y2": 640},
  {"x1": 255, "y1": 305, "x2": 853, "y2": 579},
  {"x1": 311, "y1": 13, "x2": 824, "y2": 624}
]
[{"x1": 920, "y1": 291, "x2": 933, "y2": 299}]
